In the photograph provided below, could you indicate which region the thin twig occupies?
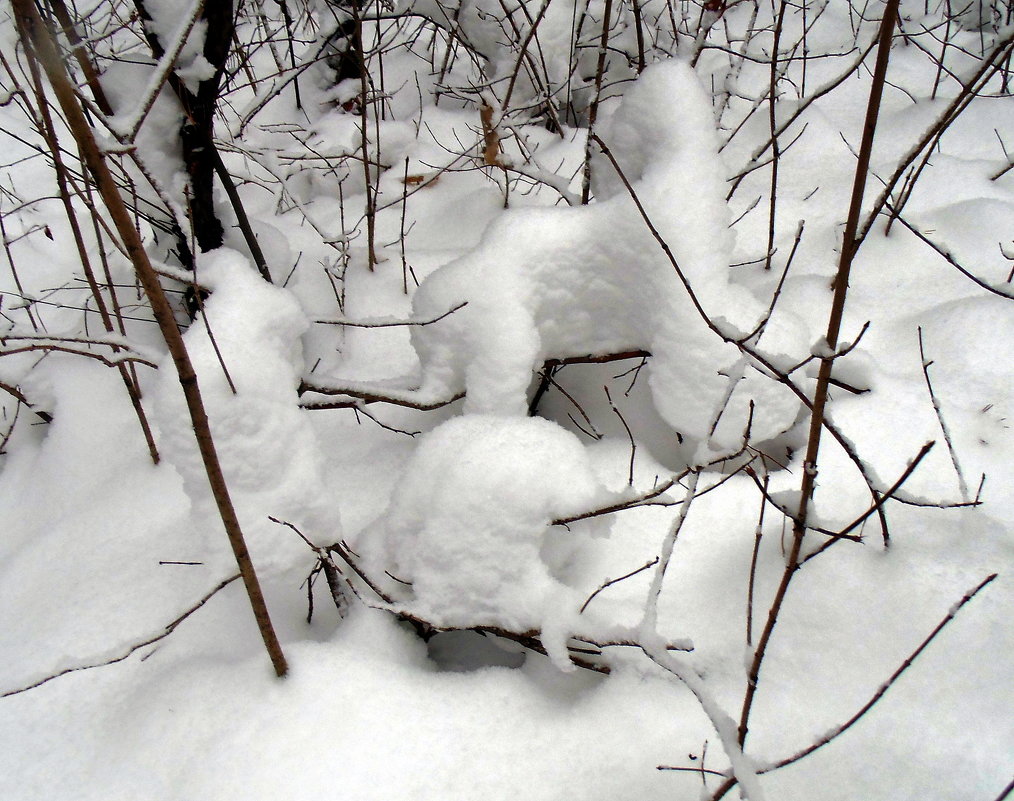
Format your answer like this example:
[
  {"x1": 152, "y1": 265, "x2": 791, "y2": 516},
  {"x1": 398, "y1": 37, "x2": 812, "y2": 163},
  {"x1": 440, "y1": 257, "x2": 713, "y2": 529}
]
[
  {"x1": 918, "y1": 328, "x2": 969, "y2": 498},
  {"x1": 604, "y1": 385, "x2": 635, "y2": 486},
  {"x1": 764, "y1": 572, "x2": 998, "y2": 771},
  {"x1": 314, "y1": 301, "x2": 467, "y2": 327},
  {"x1": 746, "y1": 473, "x2": 768, "y2": 647},
  {"x1": 580, "y1": 557, "x2": 658, "y2": 614},
  {"x1": 890, "y1": 211, "x2": 1014, "y2": 300},
  {"x1": 990, "y1": 776, "x2": 1014, "y2": 801},
  {"x1": 1, "y1": 574, "x2": 240, "y2": 698}
]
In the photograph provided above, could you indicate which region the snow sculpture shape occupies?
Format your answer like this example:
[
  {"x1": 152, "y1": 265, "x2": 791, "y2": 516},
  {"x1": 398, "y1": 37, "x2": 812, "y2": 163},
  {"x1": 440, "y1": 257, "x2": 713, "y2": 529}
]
[
  {"x1": 153, "y1": 249, "x2": 341, "y2": 573},
  {"x1": 375, "y1": 415, "x2": 607, "y2": 650},
  {"x1": 409, "y1": 60, "x2": 800, "y2": 453}
]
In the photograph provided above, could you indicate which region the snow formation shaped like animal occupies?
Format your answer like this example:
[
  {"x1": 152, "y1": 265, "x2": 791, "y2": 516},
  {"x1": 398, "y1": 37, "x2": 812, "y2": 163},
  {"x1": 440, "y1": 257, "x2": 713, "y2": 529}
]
[{"x1": 408, "y1": 59, "x2": 802, "y2": 455}]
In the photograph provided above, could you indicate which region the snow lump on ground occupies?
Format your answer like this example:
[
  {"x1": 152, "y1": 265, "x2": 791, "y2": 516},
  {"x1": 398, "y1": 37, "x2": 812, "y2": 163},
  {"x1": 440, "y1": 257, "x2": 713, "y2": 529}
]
[{"x1": 371, "y1": 414, "x2": 613, "y2": 663}]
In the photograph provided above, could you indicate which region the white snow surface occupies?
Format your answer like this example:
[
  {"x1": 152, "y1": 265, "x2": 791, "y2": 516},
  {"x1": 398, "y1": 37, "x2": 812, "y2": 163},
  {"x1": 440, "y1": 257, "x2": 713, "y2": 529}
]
[{"x1": 1, "y1": 6, "x2": 1012, "y2": 801}]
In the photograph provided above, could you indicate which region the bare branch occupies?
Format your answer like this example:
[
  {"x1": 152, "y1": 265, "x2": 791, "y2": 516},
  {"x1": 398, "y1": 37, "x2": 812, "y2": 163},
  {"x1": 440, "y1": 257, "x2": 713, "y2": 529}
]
[{"x1": 1, "y1": 574, "x2": 240, "y2": 698}]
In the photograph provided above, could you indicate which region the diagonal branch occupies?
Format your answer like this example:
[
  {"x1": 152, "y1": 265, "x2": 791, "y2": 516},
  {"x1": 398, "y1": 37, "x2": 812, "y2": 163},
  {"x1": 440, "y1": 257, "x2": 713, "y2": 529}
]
[
  {"x1": 13, "y1": 0, "x2": 288, "y2": 677},
  {"x1": 1, "y1": 574, "x2": 240, "y2": 698},
  {"x1": 737, "y1": 0, "x2": 901, "y2": 754}
]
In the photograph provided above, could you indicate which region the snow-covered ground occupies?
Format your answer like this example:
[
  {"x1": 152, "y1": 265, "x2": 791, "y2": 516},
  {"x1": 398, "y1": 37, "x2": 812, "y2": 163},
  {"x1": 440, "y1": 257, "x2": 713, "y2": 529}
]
[{"x1": 1, "y1": 2, "x2": 1011, "y2": 799}]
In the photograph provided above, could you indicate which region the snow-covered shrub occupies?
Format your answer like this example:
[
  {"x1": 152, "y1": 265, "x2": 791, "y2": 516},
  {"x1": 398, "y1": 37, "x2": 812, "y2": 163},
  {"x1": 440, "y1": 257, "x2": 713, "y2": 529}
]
[{"x1": 152, "y1": 250, "x2": 342, "y2": 575}]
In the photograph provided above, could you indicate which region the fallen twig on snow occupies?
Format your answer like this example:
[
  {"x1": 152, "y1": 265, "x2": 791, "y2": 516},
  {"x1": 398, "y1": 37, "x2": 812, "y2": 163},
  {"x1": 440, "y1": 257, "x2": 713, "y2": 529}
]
[{"x1": 1, "y1": 574, "x2": 240, "y2": 698}]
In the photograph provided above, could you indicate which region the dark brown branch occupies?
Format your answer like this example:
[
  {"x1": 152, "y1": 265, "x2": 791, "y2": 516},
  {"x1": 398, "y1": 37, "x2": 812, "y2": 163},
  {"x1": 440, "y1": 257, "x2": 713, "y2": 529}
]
[
  {"x1": 13, "y1": 0, "x2": 288, "y2": 677},
  {"x1": 546, "y1": 349, "x2": 652, "y2": 367},
  {"x1": 299, "y1": 385, "x2": 465, "y2": 412},
  {"x1": 0, "y1": 380, "x2": 30, "y2": 405},
  {"x1": 0, "y1": 342, "x2": 157, "y2": 368},
  {"x1": 890, "y1": 210, "x2": 1014, "y2": 300},
  {"x1": 737, "y1": 0, "x2": 901, "y2": 752},
  {"x1": 990, "y1": 776, "x2": 1014, "y2": 801},
  {"x1": 132, "y1": 0, "x2": 231, "y2": 253}
]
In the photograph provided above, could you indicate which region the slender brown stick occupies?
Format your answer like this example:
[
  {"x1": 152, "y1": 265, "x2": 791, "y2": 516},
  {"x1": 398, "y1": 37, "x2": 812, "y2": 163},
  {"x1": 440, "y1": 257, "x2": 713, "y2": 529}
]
[
  {"x1": 709, "y1": 572, "x2": 998, "y2": 800},
  {"x1": 745, "y1": 473, "x2": 768, "y2": 647},
  {"x1": 991, "y1": 776, "x2": 1014, "y2": 801},
  {"x1": 44, "y1": 0, "x2": 114, "y2": 116},
  {"x1": 581, "y1": 0, "x2": 615, "y2": 204},
  {"x1": 917, "y1": 328, "x2": 968, "y2": 497},
  {"x1": 351, "y1": 0, "x2": 378, "y2": 270},
  {"x1": 736, "y1": 0, "x2": 900, "y2": 751},
  {"x1": 889, "y1": 209, "x2": 1014, "y2": 299},
  {"x1": 13, "y1": 0, "x2": 288, "y2": 678},
  {"x1": 764, "y1": 1, "x2": 787, "y2": 271},
  {"x1": 20, "y1": 37, "x2": 160, "y2": 463}
]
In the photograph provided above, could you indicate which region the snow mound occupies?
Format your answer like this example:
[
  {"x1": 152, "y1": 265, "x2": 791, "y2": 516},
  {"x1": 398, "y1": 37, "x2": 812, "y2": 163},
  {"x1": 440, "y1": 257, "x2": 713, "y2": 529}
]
[
  {"x1": 152, "y1": 249, "x2": 340, "y2": 572},
  {"x1": 408, "y1": 60, "x2": 803, "y2": 452},
  {"x1": 374, "y1": 415, "x2": 610, "y2": 651}
]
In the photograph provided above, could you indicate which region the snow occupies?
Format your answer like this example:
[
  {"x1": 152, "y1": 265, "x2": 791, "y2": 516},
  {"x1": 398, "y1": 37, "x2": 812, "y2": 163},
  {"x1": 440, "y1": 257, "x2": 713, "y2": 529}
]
[
  {"x1": 151, "y1": 249, "x2": 343, "y2": 574},
  {"x1": 407, "y1": 61, "x2": 806, "y2": 452},
  {"x1": 1, "y1": 3, "x2": 1012, "y2": 801},
  {"x1": 372, "y1": 415, "x2": 609, "y2": 644}
]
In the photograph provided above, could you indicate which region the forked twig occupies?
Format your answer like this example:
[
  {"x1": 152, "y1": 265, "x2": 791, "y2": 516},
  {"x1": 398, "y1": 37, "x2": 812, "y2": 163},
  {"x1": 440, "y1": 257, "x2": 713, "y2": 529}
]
[{"x1": 580, "y1": 557, "x2": 658, "y2": 614}]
